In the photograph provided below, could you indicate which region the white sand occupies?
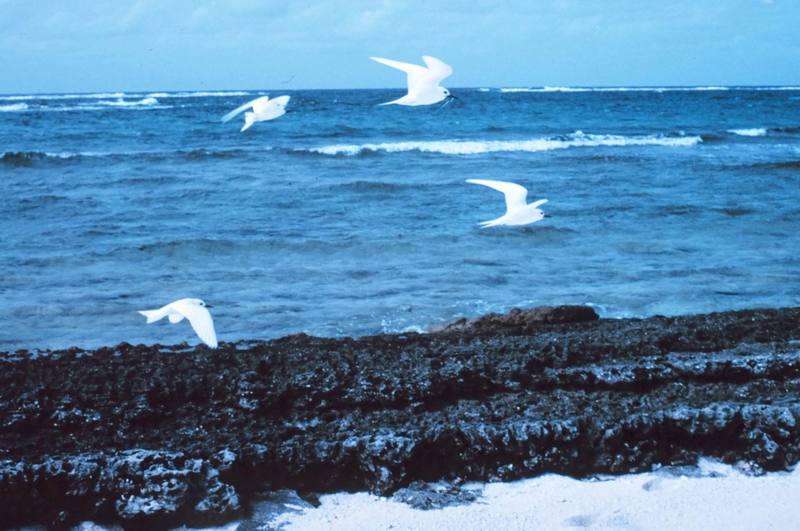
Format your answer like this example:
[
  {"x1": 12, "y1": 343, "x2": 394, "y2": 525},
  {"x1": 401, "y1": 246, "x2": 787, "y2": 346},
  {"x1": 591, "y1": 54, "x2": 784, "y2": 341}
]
[{"x1": 271, "y1": 460, "x2": 799, "y2": 531}]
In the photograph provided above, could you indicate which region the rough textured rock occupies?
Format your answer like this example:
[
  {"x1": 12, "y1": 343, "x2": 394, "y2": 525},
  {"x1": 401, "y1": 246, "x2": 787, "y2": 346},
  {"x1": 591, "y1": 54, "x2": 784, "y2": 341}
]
[
  {"x1": 1, "y1": 305, "x2": 800, "y2": 528},
  {"x1": 392, "y1": 480, "x2": 481, "y2": 510},
  {"x1": 434, "y1": 305, "x2": 599, "y2": 333}
]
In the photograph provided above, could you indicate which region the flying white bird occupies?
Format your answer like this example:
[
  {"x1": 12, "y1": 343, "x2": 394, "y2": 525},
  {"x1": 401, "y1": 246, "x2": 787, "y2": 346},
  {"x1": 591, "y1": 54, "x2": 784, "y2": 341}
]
[
  {"x1": 370, "y1": 55, "x2": 454, "y2": 106},
  {"x1": 466, "y1": 179, "x2": 548, "y2": 228},
  {"x1": 138, "y1": 298, "x2": 218, "y2": 348},
  {"x1": 221, "y1": 95, "x2": 290, "y2": 132}
]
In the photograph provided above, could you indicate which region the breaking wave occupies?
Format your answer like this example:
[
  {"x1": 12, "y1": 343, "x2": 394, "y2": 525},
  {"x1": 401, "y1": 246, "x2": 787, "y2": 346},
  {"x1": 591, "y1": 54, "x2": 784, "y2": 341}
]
[
  {"x1": 496, "y1": 86, "x2": 738, "y2": 93},
  {"x1": 0, "y1": 103, "x2": 28, "y2": 112},
  {"x1": 97, "y1": 97, "x2": 160, "y2": 107},
  {"x1": 304, "y1": 131, "x2": 702, "y2": 156},
  {"x1": 727, "y1": 128, "x2": 767, "y2": 137},
  {"x1": 0, "y1": 92, "x2": 127, "y2": 101},
  {"x1": 0, "y1": 151, "x2": 83, "y2": 166},
  {"x1": 147, "y1": 91, "x2": 251, "y2": 98}
]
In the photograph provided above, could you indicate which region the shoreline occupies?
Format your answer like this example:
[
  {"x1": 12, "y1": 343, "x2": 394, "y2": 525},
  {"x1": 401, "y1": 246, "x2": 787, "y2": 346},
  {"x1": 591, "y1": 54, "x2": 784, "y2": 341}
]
[
  {"x1": 1, "y1": 305, "x2": 799, "y2": 528},
  {"x1": 271, "y1": 459, "x2": 799, "y2": 530}
]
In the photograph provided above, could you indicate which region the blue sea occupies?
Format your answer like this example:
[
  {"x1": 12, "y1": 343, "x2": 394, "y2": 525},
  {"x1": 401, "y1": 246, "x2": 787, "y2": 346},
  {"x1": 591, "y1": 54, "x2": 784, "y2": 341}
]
[{"x1": 1, "y1": 86, "x2": 799, "y2": 350}]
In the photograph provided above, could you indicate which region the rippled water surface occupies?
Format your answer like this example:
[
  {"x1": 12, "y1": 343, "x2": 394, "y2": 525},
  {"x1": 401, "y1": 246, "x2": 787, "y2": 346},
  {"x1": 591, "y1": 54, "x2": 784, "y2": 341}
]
[{"x1": 1, "y1": 87, "x2": 799, "y2": 349}]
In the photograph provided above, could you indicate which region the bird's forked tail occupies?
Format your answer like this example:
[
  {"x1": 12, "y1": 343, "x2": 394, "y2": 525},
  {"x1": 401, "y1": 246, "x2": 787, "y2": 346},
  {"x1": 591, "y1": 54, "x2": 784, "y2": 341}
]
[
  {"x1": 241, "y1": 112, "x2": 256, "y2": 132},
  {"x1": 138, "y1": 309, "x2": 167, "y2": 323}
]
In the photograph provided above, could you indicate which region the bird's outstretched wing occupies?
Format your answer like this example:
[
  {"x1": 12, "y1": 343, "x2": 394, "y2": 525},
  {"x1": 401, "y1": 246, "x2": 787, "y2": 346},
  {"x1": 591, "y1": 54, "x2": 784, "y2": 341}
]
[
  {"x1": 253, "y1": 95, "x2": 290, "y2": 114},
  {"x1": 251, "y1": 95, "x2": 290, "y2": 123},
  {"x1": 221, "y1": 96, "x2": 270, "y2": 123},
  {"x1": 370, "y1": 56, "x2": 426, "y2": 76},
  {"x1": 422, "y1": 56, "x2": 453, "y2": 83},
  {"x1": 268, "y1": 95, "x2": 290, "y2": 109},
  {"x1": 175, "y1": 302, "x2": 218, "y2": 348},
  {"x1": 466, "y1": 179, "x2": 529, "y2": 212},
  {"x1": 371, "y1": 56, "x2": 428, "y2": 94}
]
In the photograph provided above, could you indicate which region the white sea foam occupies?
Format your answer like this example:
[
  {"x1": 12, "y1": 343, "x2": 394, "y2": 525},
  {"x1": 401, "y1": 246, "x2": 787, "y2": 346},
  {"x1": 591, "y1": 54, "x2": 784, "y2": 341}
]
[
  {"x1": 309, "y1": 131, "x2": 702, "y2": 156},
  {"x1": 727, "y1": 128, "x2": 767, "y2": 137},
  {"x1": 0, "y1": 90, "x2": 250, "y2": 102},
  {"x1": 33, "y1": 103, "x2": 172, "y2": 112},
  {"x1": 752, "y1": 86, "x2": 800, "y2": 91},
  {"x1": 0, "y1": 151, "x2": 111, "y2": 160},
  {"x1": 167, "y1": 91, "x2": 251, "y2": 98},
  {"x1": 0, "y1": 103, "x2": 28, "y2": 112},
  {"x1": 0, "y1": 92, "x2": 127, "y2": 101},
  {"x1": 497, "y1": 86, "x2": 740, "y2": 94},
  {"x1": 97, "y1": 97, "x2": 159, "y2": 107},
  {"x1": 500, "y1": 87, "x2": 539, "y2": 93}
]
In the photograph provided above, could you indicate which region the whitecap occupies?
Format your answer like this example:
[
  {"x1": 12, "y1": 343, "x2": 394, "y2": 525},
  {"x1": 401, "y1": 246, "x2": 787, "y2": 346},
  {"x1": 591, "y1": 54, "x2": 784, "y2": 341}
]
[
  {"x1": 308, "y1": 131, "x2": 702, "y2": 156},
  {"x1": 727, "y1": 128, "x2": 767, "y2": 137},
  {"x1": 541, "y1": 86, "x2": 592, "y2": 93},
  {"x1": 752, "y1": 86, "x2": 800, "y2": 91},
  {"x1": 96, "y1": 97, "x2": 159, "y2": 107},
  {"x1": 167, "y1": 91, "x2": 251, "y2": 98},
  {"x1": 0, "y1": 102, "x2": 28, "y2": 112},
  {"x1": 497, "y1": 86, "x2": 735, "y2": 94},
  {"x1": 0, "y1": 92, "x2": 127, "y2": 101}
]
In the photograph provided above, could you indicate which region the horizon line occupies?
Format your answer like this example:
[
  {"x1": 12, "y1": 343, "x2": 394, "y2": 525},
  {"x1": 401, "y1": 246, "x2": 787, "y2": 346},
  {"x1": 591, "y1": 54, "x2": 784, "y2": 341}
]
[{"x1": 2, "y1": 84, "x2": 800, "y2": 97}]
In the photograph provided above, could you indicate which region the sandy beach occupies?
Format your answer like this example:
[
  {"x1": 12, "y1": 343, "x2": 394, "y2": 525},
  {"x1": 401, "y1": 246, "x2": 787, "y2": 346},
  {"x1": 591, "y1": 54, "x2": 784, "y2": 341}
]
[{"x1": 270, "y1": 460, "x2": 798, "y2": 530}]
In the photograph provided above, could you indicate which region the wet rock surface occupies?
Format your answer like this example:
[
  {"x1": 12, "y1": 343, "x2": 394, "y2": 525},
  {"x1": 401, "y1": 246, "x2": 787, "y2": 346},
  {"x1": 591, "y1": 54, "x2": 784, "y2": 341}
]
[{"x1": 1, "y1": 306, "x2": 800, "y2": 529}]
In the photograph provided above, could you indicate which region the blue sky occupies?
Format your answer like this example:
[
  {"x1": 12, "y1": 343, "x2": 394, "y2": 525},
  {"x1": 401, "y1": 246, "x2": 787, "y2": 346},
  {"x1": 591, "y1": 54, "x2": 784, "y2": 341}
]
[{"x1": 0, "y1": 0, "x2": 797, "y2": 93}]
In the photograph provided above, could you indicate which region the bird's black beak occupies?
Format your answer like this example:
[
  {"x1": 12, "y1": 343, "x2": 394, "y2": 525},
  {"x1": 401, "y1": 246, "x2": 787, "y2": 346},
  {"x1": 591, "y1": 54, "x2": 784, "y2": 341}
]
[{"x1": 205, "y1": 304, "x2": 214, "y2": 308}]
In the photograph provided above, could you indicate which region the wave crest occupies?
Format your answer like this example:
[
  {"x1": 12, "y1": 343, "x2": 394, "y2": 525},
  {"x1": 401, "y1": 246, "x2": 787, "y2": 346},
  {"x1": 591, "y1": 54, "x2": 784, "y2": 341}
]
[
  {"x1": 727, "y1": 128, "x2": 767, "y2": 137},
  {"x1": 306, "y1": 131, "x2": 702, "y2": 156},
  {"x1": 0, "y1": 92, "x2": 127, "y2": 101},
  {"x1": 0, "y1": 151, "x2": 80, "y2": 166},
  {"x1": 0, "y1": 103, "x2": 28, "y2": 112},
  {"x1": 150, "y1": 91, "x2": 251, "y2": 98},
  {"x1": 98, "y1": 97, "x2": 159, "y2": 107}
]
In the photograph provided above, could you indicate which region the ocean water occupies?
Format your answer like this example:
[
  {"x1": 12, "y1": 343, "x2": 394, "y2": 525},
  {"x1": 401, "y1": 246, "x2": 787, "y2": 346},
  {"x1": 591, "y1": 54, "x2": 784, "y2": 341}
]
[{"x1": 1, "y1": 87, "x2": 799, "y2": 350}]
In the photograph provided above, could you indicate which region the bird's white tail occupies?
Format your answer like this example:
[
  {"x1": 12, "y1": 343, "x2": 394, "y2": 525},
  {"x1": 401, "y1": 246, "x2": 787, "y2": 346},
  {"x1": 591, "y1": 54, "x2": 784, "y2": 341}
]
[
  {"x1": 241, "y1": 112, "x2": 256, "y2": 132},
  {"x1": 138, "y1": 309, "x2": 167, "y2": 324}
]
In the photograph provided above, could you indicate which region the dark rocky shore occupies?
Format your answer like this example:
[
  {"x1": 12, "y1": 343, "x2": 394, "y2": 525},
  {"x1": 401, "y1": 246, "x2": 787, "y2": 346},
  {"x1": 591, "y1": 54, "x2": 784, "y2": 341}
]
[{"x1": 2, "y1": 306, "x2": 800, "y2": 529}]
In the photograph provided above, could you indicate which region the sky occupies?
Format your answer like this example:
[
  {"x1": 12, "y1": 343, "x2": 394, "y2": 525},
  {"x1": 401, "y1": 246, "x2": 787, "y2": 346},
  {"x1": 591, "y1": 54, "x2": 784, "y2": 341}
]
[{"x1": 0, "y1": 0, "x2": 798, "y2": 93}]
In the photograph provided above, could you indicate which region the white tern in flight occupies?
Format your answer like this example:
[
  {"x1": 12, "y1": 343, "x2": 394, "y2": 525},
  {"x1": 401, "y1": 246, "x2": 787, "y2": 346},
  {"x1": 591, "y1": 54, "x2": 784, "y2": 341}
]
[
  {"x1": 138, "y1": 298, "x2": 218, "y2": 348},
  {"x1": 466, "y1": 179, "x2": 548, "y2": 228},
  {"x1": 370, "y1": 56, "x2": 454, "y2": 106},
  {"x1": 222, "y1": 95, "x2": 290, "y2": 132}
]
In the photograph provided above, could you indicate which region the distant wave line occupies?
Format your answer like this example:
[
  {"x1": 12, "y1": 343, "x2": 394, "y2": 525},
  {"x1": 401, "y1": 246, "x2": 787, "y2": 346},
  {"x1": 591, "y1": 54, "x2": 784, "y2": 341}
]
[
  {"x1": 97, "y1": 97, "x2": 160, "y2": 107},
  {"x1": 0, "y1": 90, "x2": 252, "y2": 101},
  {"x1": 0, "y1": 147, "x2": 261, "y2": 165},
  {"x1": 0, "y1": 103, "x2": 28, "y2": 112},
  {"x1": 495, "y1": 86, "x2": 800, "y2": 93},
  {"x1": 0, "y1": 101, "x2": 172, "y2": 112},
  {"x1": 0, "y1": 92, "x2": 128, "y2": 101},
  {"x1": 305, "y1": 132, "x2": 703, "y2": 156},
  {"x1": 727, "y1": 128, "x2": 767, "y2": 137},
  {"x1": 150, "y1": 91, "x2": 252, "y2": 98}
]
